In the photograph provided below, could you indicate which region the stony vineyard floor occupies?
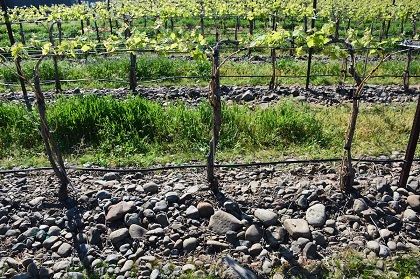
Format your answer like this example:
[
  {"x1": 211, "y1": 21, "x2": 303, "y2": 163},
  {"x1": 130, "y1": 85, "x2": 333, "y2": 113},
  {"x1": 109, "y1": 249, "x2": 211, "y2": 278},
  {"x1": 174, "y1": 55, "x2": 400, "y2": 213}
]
[{"x1": 0, "y1": 158, "x2": 419, "y2": 278}]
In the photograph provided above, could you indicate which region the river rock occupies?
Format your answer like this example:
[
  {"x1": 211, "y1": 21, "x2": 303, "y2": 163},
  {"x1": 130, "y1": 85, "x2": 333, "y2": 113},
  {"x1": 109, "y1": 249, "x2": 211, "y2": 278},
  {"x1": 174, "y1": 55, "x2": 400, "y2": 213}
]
[
  {"x1": 143, "y1": 182, "x2": 159, "y2": 194},
  {"x1": 283, "y1": 219, "x2": 311, "y2": 239},
  {"x1": 106, "y1": 201, "x2": 136, "y2": 222},
  {"x1": 254, "y1": 209, "x2": 278, "y2": 226},
  {"x1": 218, "y1": 255, "x2": 258, "y2": 279},
  {"x1": 129, "y1": 224, "x2": 147, "y2": 239},
  {"x1": 183, "y1": 237, "x2": 197, "y2": 253},
  {"x1": 109, "y1": 228, "x2": 129, "y2": 243},
  {"x1": 208, "y1": 211, "x2": 242, "y2": 234},
  {"x1": 186, "y1": 205, "x2": 200, "y2": 220},
  {"x1": 197, "y1": 202, "x2": 214, "y2": 218},
  {"x1": 353, "y1": 198, "x2": 368, "y2": 214},
  {"x1": 245, "y1": 224, "x2": 263, "y2": 243},
  {"x1": 403, "y1": 209, "x2": 418, "y2": 222},
  {"x1": 306, "y1": 204, "x2": 326, "y2": 227},
  {"x1": 407, "y1": 195, "x2": 420, "y2": 211}
]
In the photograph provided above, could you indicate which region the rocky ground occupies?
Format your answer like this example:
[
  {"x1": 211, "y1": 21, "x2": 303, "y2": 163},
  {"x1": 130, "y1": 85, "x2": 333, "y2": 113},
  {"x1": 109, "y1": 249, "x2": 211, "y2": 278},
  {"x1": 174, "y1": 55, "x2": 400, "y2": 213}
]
[
  {"x1": 1, "y1": 84, "x2": 419, "y2": 107},
  {"x1": 0, "y1": 84, "x2": 419, "y2": 278},
  {"x1": 0, "y1": 157, "x2": 419, "y2": 279}
]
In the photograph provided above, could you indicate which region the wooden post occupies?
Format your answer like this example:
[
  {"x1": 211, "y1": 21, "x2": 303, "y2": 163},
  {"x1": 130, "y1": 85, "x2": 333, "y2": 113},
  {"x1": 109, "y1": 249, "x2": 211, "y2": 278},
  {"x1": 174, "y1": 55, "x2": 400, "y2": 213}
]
[
  {"x1": 129, "y1": 53, "x2": 137, "y2": 92},
  {"x1": 49, "y1": 21, "x2": 62, "y2": 93},
  {"x1": 269, "y1": 48, "x2": 276, "y2": 90},
  {"x1": 399, "y1": 94, "x2": 420, "y2": 189},
  {"x1": 19, "y1": 21, "x2": 25, "y2": 44},
  {"x1": 200, "y1": 1, "x2": 205, "y2": 36},
  {"x1": 403, "y1": 48, "x2": 412, "y2": 91},
  {"x1": 0, "y1": 0, "x2": 30, "y2": 110},
  {"x1": 78, "y1": 0, "x2": 85, "y2": 34},
  {"x1": 207, "y1": 40, "x2": 238, "y2": 193},
  {"x1": 305, "y1": 0, "x2": 317, "y2": 90},
  {"x1": 235, "y1": 16, "x2": 239, "y2": 40}
]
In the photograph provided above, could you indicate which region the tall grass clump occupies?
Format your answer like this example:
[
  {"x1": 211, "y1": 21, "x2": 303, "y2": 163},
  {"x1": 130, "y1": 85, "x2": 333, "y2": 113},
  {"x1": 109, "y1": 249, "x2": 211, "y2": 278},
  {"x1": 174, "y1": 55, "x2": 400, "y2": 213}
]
[
  {"x1": 1, "y1": 96, "x2": 415, "y2": 167},
  {"x1": 0, "y1": 96, "x2": 329, "y2": 165}
]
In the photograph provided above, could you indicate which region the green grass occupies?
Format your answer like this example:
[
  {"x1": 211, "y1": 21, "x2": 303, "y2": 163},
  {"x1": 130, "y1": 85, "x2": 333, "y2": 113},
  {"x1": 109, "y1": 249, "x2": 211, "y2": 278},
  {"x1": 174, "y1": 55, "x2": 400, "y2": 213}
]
[
  {"x1": 0, "y1": 96, "x2": 416, "y2": 168},
  {"x1": 270, "y1": 249, "x2": 420, "y2": 279}
]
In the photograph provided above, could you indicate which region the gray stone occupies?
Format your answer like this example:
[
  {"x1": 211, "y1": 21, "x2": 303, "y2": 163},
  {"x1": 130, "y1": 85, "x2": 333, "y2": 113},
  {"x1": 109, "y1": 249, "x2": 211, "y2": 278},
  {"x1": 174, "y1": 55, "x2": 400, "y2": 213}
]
[
  {"x1": 65, "y1": 272, "x2": 85, "y2": 279},
  {"x1": 265, "y1": 226, "x2": 286, "y2": 247},
  {"x1": 306, "y1": 204, "x2": 326, "y2": 227},
  {"x1": 303, "y1": 242, "x2": 317, "y2": 259},
  {"x1": 105, "y1": 254, "x2": 120, "y2": 264},
  {"x1": 124, "y1": 213, "x2": 141, "y2": 226},
  {"x1": 109, "y1": 228, "x2": 129, "y2": 243},
  {"x1": 208, "y1": 211, "x2": 242, "y2": 234},
  {"x1": 376, "y1": 177, "x2": 388, "y2": 192},
  {"x1": 367, "y1": 240, "x2": 380, "y2": 254},
  {"x1": 407, "y1": 195, "x2": 420, "y2": 211},
  {"x1": 206, "y1": 240, "x2": 230, "y2": 249},
  {"x1": 52, "y1": 260, "x2": 70, "y2": 272},
  {"x1": 407, "y1": 176, "x2": 419, "y2": 192},
  {"x1": 42, "y1": 236, "x2": 59, "y2": 249},
  {"x1": 379, "y1": 229, "x2": 391, "y2": 239},
  {"x1": 11, "y1": 273, "x2": 32, "y2": 279},
  {"x1": 297, "y1": 196, "x2": 308, "y2": 209},
  {"x1": 103, "y1": 172, "x2": 119, "y2": 181},
  {"x1": 353, "y1": 198, "x2": 368, "y2": 214},
  {"x1": 186, "y1": 205, "x2": 200, "y2": 220},
  {"x1": 106, "y1": 201, "x2": 136, "y2": 222},
  {"x1": 262, "y1": 260, "x2": 272, "y2": 275},
  {"x1": 367, "y1": 224, "x2": 379, "y2": 239},
  {"x1": 249, "y1": 243, "x2": 262, "y2": 257},
  {"x1": 182, "y1": 264, "x2": 196, "y2": 272},
  {"x1": 387, "y1": 241, "x2": 397, "y2": 251},
  {"x1": 254, "y1": 209, "x2": 278, "y2": 226},
  {"x1": 283, "y1": 219, "x2": 311, "y2": 239},
  {"x1": 150, "y1": 269, "x2": 160, "y2": 279},
  {"x1": 143, "y1": 209, "x2": 155, "y2": 219},
  {"x1": 403, "y1": 209, "x2": 418, "y2": 222},
  {"x1": 0, "y1": 223, "x2": 9, "y2": 235},
  {"x1": 128, "y1": 224, "x2": 147, "y2": 239},
  {"x1": 153, "y1": 200, "x2": 168, "y2": 212},
  {"x1": 312, "y1": 231, "x2": 327, "y2": 246},
  {"x1": 241, "y1": 90, "x2": 255, "y2": 102},
  {"x1": 165, "y1": 191, "x2": 179, "y2": 203},
  {"x1": 219, "y1": 255, "x2": 258, "y2": 279},
  {"x1": 28, "y1": 197, "x2": 45, "y2": 206},
  {"x1": 245, "y1": 224, "x2": 263, "y2": 243},
  {"x1": 48, "y1": 226, "x2": 61, "y2": 236},
  {"x1": 96, "y1": 190, "x2": 111, "y2": 200},
  {"x1": 197, "y1": 202, "x2": 214, "y2": 218},
  {"x1": 39, "y1": 268, "x2": 52, "y2": 279},
  {"x1": 379, "y1": 245, "x2": 390, "y2": 257},
  {"x1": 120, "y1": 260, "x2": 134, "y2": 273},
  {"x1": 89, "y1": 227, "x2": 102, "y2": 245},
  {"x1": 57, "y1": 242, "x2": 72, "y2": 257},
  {"x1": 143, "y1": 182, "x2": 159, "y2": 194},
  {"x1": 183, "y1": 237, "x2": 197, "y2": 253},
  {"x1": 155, "y1": 213, "x2": 169, "y2": 227}
]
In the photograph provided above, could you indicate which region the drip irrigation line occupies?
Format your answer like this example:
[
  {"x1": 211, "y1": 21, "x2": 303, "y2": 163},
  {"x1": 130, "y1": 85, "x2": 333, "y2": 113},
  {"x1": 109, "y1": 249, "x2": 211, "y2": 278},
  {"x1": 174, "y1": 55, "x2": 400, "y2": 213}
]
[{"x1": 1, "y1": 157, "x2": 419, "y2": 174}]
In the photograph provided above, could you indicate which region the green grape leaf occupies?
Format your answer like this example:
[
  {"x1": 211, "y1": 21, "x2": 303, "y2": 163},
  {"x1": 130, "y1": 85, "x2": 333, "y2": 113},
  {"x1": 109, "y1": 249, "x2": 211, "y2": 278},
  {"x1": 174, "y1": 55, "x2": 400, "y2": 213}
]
[
  {"x1": 295, "y1": 46, "x2": 305, "y2": 57},
  {"x1": 42, "y1": 42, "x2": 53, "y2": 55},
  {"x1": 11, "y1": 43, "x2": 25, "y2": 59},
  {"x1": 81, "y1": 44, "x2": 91, "y2": 53},
  {"x1": 191, "y1": 46, "x2": 207, "y2": 61}
]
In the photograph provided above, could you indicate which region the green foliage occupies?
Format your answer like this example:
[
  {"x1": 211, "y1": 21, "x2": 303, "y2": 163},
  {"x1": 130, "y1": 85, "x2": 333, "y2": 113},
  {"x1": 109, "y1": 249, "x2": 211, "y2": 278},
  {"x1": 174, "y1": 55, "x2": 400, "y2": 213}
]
[{"x1": 0, "y1": 97, "x2": 416, "y2": 167}]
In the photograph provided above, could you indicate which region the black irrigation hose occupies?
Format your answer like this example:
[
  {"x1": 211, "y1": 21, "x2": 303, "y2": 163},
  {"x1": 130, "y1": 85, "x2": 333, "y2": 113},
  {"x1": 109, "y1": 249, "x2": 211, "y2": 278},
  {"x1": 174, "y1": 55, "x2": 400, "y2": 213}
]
[{"x1": 1, "y1": 158, "x2": 419, "y2": 174}]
